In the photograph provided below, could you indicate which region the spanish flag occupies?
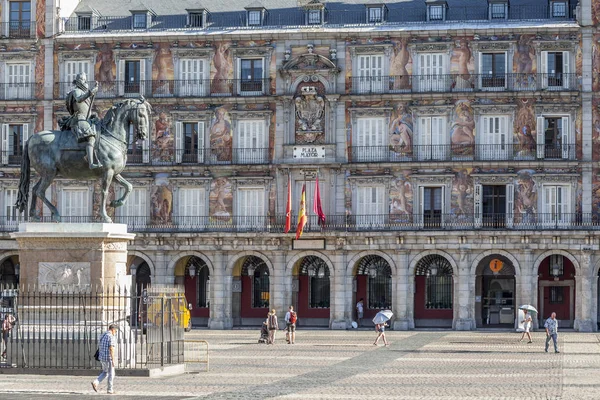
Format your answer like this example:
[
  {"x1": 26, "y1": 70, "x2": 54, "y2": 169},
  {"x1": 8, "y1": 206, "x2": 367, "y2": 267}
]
[
  {"x1": 284, "y1": 174, "x2": 292, "y2": 233},
  {"x1": 296, "y1": 184, "x2": 307, "y2": 239}
]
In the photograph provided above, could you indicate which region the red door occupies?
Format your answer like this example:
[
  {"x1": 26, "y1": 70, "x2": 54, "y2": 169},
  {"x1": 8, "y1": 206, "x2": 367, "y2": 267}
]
[{"x1": 543, "y1": 286, "x2": 570, "y2": 322}]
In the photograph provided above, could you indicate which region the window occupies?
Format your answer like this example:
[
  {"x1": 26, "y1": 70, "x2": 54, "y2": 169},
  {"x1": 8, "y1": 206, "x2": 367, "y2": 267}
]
[
  {"x1": 421, "y1": 186, "x2": 443, "y2": 228},
  {"x1": 416, "y1": 255, "x2": 453, "y2": 310},
  {"x1": 418, "y1": 116, "x2": 447, "y2": 160},
  {"x1": 239, "y1": 59, "x2": 264, "y2": 94},
  {"x1": 118, "y1": 187, "x2": 147, "y2": 228},
  {"x1": 237, "y1": 188, "x2": 265, "y2": 230},
  {"x1": 236, "y1": 120, "x2": 267, "y2": 164},
  {"x1": 125, "y1": 60, "x2": 141, "y2": 93},
  {"x1": 175, "y1": 122, "x2": 205, "y2": 163},
  {"x1": 61, "y1": 188, "x2": 89, "y2": 221},
  {"x1": 64, "y1": 60, "x2": 91, "y2": 96},
  {"x1": 357, "y1": 255, "x2": 392, "y2": 310},
  {"x1": 490, "y1": 3, "x2": 507, "y2": 19},
  {"x1": 178, "y1": 59, "x2": 205, "y2": 96},
  {"x1": 4, "y1": 188, "x2": 18, "y2": 225},
  {"x1": 551, "y1": 1, "x2": 567, "y2": 18},
  {"x1": 537, "y1": 116, "x2": 570, "y2": 159},
  {"x1": 133, "y1": 13, "x2": 147, "y2": 29},
  {"x1": 368, "y1": 7, "x2": 382, "y2": 23},
  {"x1": 549, "y1": 255, "x2": 564, "y2": 277},
  {"x1": 5, "y1": 63, "x2": 31, "y2": 99},
  {"x1": 356, "y1": 186, "x2": 385, "y2": 228},
  {"x1": 299, "y1": 256, "x2": 330, "y2": 308},
  {"x1": 549, "y1": 287, "x2": 564, "y2": 303},
  {"x1": 177, "y1": 188, "x2": 206, "y2": 228},
  {"x1": 242, "y1": 256, "x2": 269, "y2": 308},
  {"x1": 355, "y1": 117, "x2": 385, "y2": 161},
  {"x1": 418, "y1": 53, "x2": 445, "y2": 92},
  {"x1": 9, "y1": 1, "x2": 30, "y2": 38},
  {"x1": 542, "y1": 185, "x2": 571, "y2": 226},
  {"x1": 429, "y1": 5, "x2": 444, "y2": 21},
  {"x1": 308, "y1": 9, "x2": 321, "y2": 24},
  {"x1": 188, "y1": 12, "x2": 203, "y2": 28},
  {"x1": 1, "y1": 124, "x2": 28, "y2": 165},
  {"x1": 479, "y1": 116, "x2": 509, "y2": 160},
  {"x1": 77, "y1": 15, "x2": 91, "y2": 30},
  {"x1": 541, "y1": 51, "x2": 570, "y2": 89},
  {"x1": 355, "y1": 54, "x2": 384, "y2": 94},
  {"x1": 474, "y1": 183, "x2": 514, "y2": 228},
  {"x1": 480, "y1": 53, "x2": 506, "y2": 89},
  {"x1": 247, "y1": 10, "x2": 262, "y2": 26}
]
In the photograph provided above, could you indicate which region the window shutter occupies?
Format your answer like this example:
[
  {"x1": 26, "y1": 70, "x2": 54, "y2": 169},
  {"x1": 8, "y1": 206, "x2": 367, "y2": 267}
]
[
  {"x1": 481, "y1": 116, "x2": 490, "y2": 159},
  {"x1": 139, "y1": 59, "x2": 146, "y2": 95},
  {"x1": 4, "y1": 188, "x2": 17, "y2": 223},
  {"x1": 1, "y1": 124, "x2": 8, "y2": 165},
  {"x1": 478, "y1": 52, "x2": 483, "y2": 89},
  {"x1": 118, "y1": 59, "x2": 125, "y2": 96},
  {"x1": 540, "y1": 51, "x2": 548, "y2": 88},
  {"x1": 561, "y1": 116, "x2": 570, "y2": 159},
  {"x1": 536, "y1": 116, "x2": 545, "y2": 158},
  {"x1": 142, "y1": 131, "x2": 150, "y2": 163},
  {"x1": 22, "y1": 124, "x2": 28, "y2": 150},
  {"x1": 175, "y1": 121, "x2": 183, "y2": 163},
  {"x1": 419, "y1": 117, "x2": 431, "y2": 160},
  {"x1": 506, "y1": 183, "x2": 514, "y2": 228},
  {"x1": 197, "y1": 122, "x2": 205, "y2": 163},
  {"x1": 543, "y1": 186, "x2": 553, "y2": 225},
  {"x1": 440, "y1": 185, "x2": 446, "y2": 227},
  {"x1": 357, "y1": 119, "x2": 366, "y2": 148},
  {"x1": 499, "y1": 116, "x2": 507, "y2": 151},
  {"x1": 198, "y1": 60, "x2": 206, "y2": 95},
  {"x1": 474, "y1": 183, "x2": 482, "y2": 228},
  {"x1": 562, "y1": 51, "x2": 570, "y2": 89},
  {"x1": 418, "y1": 186, "x2": 424, "y2": 228}
]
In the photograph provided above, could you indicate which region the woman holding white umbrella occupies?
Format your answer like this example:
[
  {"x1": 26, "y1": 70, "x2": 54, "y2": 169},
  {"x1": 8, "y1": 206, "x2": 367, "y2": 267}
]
[
  {"x1": 518, "y1": 305, "x2": 537, "y2": 343},
  {"x1": 373, "y1": 310, "x2": 393, "y2": 346}
]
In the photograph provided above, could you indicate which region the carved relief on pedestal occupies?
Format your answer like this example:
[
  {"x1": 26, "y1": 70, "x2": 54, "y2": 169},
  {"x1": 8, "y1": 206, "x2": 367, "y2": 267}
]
[
  {"x1": 38, "y1": 262, "x2": 91, "y2": 286},
  {"x1": 294, "y1": 85, "x2": 325, "y2": 144}
]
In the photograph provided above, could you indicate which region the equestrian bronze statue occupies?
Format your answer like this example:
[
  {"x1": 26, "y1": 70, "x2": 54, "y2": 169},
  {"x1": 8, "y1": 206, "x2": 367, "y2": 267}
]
[{"x1": 15, "y1": 91, "x2": 152, "y2": 223}]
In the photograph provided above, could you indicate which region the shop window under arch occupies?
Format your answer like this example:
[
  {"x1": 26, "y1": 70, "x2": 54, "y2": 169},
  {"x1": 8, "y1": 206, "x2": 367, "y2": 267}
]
[
  {"x1": 299, "y1": 256, "x2": 330, "y2": 308},
  {"x1": 356, "y1": 255, "x2": 392, "y2": 309},
  {"x1": 242, "y1": 256, "x2": 269, "y2": 308},
  {"x1": 415, "y1": 255, "x2": 453, "y2": 310},
  {"x1": 185, "y1": 256, "x2": 209, "y2": 308}
]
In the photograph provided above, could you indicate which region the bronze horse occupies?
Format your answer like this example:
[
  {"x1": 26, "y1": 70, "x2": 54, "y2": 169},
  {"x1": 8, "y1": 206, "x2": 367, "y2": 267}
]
[{"x1": 16, "y1": 97, "x2": 152, "y2": 223}]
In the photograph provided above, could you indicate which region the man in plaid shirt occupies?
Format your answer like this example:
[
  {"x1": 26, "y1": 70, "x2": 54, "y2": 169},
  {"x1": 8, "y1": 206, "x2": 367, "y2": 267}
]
[{"x1": 91, "y1": 324, "x2": 118, "y2": 394}]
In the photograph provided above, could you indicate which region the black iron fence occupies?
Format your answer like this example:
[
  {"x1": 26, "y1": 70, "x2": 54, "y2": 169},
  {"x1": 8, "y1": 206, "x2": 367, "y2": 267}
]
[
  {"x1": 0, "y1": 285, "x2": 186, "y2": 371},
  {"x1": 349, "y1": 144, "x2": 576, "y2": 163},
  {"x1": 1, "y1": 213, "x2": 596, "y2": 233}
]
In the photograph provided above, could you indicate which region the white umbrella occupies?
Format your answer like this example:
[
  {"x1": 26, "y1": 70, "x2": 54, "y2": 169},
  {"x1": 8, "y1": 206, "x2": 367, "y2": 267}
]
[
  {"x1": 372, "y1": 310, "x2": 393, "y2": 325},
  {"x1": 519, "y1": 305, "x2": 538, "y2": 314}
]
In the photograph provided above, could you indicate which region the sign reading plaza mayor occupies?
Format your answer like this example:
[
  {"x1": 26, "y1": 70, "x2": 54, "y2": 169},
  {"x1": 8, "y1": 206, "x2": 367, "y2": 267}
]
[{"x1": 293, "y1": 146, "x2": 326, "y2": 159}]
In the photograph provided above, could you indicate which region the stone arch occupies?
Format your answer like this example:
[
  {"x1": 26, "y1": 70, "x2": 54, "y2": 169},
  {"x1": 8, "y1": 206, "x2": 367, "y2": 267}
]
[
  {"x1": 167, "y1": 251, "x2": 215, "y2": 276},
  {"x1": 226, "y1": 251, "x2": 274, "y2": 277},
  {"x1": 532, "y1": 250, "x2": 581, "y2": 276},
  {"x1": 286, "y1": 251, "x2": 335, "y2": 277},
  {"x1": 470, "y1": 250, "x2": 521, "y2": 277},
  {"x1": 592, "y1": 258, "x2": 600, "y2": 279},
  {"x1": 0, "y1": 252, "x2": 18, "y2": 263},
  {"x1": 290, "y1": 74, "x2": 332, "y2": 94},
  {"x1": 347, "y1": 251, "x2": 397, "y2": 276},
  {"x1": 409, "y1": 250, "x2": 458, "y2": 276},
  {"x1": 128, "y1": 251, "x2": 157, "y2": 275}
]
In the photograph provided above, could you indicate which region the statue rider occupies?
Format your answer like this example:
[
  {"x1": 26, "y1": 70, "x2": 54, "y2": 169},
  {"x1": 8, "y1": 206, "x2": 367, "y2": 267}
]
[{"x1": 66, "y1": 72, "x2": 102, "y2": 169}]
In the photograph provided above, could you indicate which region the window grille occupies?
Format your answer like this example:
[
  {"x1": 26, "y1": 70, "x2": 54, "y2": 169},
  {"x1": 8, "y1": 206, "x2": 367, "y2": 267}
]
[
  {"x1": 356, "y1": 255, "x2": 392, "y2": 309},
  {"x1": 242, "y1": 256, "x2": 269, "y2": 308},
  {"x1": 415, "y1": 255, "x2": 453, "y2": 310},
  {"x1": 299, "y1": 256, "x2": 330, "y2": 308}
]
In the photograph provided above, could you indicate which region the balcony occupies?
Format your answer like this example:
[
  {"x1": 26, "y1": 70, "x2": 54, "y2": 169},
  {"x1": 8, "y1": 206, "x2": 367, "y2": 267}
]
[
  {"x1": 56, "y1": 79, "x2": 272, "y2": 99},
  {"x1": 61, "y1": 4, "x2": 576, "y2": 34},
  {"x1": 0, "y1": 83, "x2": 38, "y2": 100},
  {"x1": 129, "y1": 148, "x2": 270, "y2": 166},
  {"x1": 1, "y1": 213, "x2": 595, "y2": 233},
  {"x1": 1, "y1": 22, "x2": 35, "y2": 39},
  {"x1": 349, "y1": 144, "x2": 576, "y2": 163},
  {"x1": 348, "y1": 73, "x2": 578, "y2": 94}
]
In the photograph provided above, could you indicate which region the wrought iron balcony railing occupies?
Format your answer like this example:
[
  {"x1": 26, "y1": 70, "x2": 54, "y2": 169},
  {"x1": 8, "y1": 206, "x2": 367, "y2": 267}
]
[
  {"x1": 56, "y1": 79, "x2": 272, "y2": 99},
  {"x1": 1, "y1": 213, "x2": 596, "y2": 233},
  {"x1": 61, "y1": 4, "x2": 576, "y2": 34},
  {"x1": 0, "y1": 83, "x2": 39, "y2": 100},
  {"x1": 126, "y1": 148, "x2": 270, "y2": 166},
  {"x1": 349, "y1": 144, "x2": 576, "y2": 163},
  {"x1": 349, "y1": 73, "x2": 579, "y2": 94},
  {"x1": 1, "y1": 22, "x2": 35, "y2": 38}
]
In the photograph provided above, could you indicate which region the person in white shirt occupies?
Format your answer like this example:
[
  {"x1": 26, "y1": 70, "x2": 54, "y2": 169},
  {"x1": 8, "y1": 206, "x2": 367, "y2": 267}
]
[
  {"x1": 519, "y1": 309, "x2": 533, "y2": 343},
  {"x1": 356, "y1": 299, "x2": 364, "y2": 327}
]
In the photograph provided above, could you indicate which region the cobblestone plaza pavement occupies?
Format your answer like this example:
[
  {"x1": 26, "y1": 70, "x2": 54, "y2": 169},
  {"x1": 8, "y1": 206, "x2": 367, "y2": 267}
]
[{"x1": 0, "y1": 330, "x2": 598, "y2": 399}]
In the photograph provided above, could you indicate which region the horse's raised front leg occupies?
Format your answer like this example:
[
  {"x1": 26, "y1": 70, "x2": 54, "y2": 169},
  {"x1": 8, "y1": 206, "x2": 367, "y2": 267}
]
[
  {"x1": 32, "y1": 175, "x2": 59, "y2": 222},
  {"x1": 100, "y1": 169, "x2": 114, "y2": 223},
  {"x1": 110, "y1": 174, "x2": 133, "y2": 208}
]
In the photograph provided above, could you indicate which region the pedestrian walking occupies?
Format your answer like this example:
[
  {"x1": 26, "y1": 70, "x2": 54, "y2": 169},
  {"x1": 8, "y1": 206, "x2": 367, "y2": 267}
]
[
  {"x1": 1, "y1": 313, "x2": 16, "y2": 359},
  {"x1": 544, "y1": 312, "x2": 559, "y2": 353},
  {"x1": 519, "y1": 309, "x2": 533, "y2": 343},
  {"x1": 356, "y1": 298, "x2": 364, "y2": 327},
  {"x1": 92, "y1": 324, "x2": 118, "y2": 394},
  {"x1": 373, "y1": 322, "x2": 389, "y2": 346},
  {"x1": 284, "y1": 306, "x2": 297, "y2": 344},
  {"x1": 267, "y1": 309, "x2": 278, "y2": 345}
]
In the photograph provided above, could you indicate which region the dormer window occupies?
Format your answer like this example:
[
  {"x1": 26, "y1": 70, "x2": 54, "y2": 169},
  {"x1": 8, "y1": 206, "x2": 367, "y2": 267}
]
[
  {"x1": 187, "y1": 9, "x2": 207, "y2": 28},
  {"x1": 367, "y1": 5, "x2": 385, "y2": 23},
  {"x1": 248, "y1": 10, "x2": 261, "y2": 25},
  {"x1": 133, "y1": 13, "x2": 147, "y2": 29},
  {"x1": 308, "y1": 9, "x2": 321, "y2": 24},
  {"x1": 550, "y1": 1, "x2": 567, "y2": 18},
  {"x1": 426, "y1": 0, "x2": 447, "y2": 22},
  {"x1": 488, "y1": 0, "x2": 508, "y2": 20},
  {"x1": 77, "y1": 14, "x2": 91, "y2": 30}
]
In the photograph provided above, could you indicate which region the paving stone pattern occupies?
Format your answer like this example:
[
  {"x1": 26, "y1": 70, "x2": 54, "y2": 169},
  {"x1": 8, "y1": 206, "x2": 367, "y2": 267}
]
[{"x1": 0, "y1": 330, "x2": 599, "y2": 399}]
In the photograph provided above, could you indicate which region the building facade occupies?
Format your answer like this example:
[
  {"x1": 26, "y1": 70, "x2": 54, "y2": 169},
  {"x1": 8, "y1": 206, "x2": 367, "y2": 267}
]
[{"x1": 1, "y1": 0, "x2": 600, "y2": 330}]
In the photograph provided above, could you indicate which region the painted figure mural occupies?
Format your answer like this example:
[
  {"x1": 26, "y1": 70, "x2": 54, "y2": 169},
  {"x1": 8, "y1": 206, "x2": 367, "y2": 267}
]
[
  {"x1": 451, "y1": 169, "x2": 473, "y2": 216},
  {"x1": 153, "y1": 112, "x2": 173, "y2": 162},
  {"x1": 515, "y1": 170, "x2": 536, "y2": 223},
  {"x1": 390, "y1": 172, "x2": 412, "y2": 222},
  {"x1": 389, "y1": 103, "x2": 413, "y2": 157},
  {"x1": 210, "y1": 107, "x2": 233, "y2": 162},
  {"x1": 450, "y1": 101, "x2": 475, "y2": 156},
  {"x1": 211, "y1": 43, "x2": 232, "y2": 94},
  {"x1": 210, "y1": 178, "x2": 232, "y2": 221},
  {"x1": 514, "y1": 99, "x2": 536, "y2": 158},
  {"x1": 390, "y1": 38, "x2": 411, "y2": 90},
  {"x1": 451, "y1": 39, "x2": 473, "y2": 90},
  {"x1": 153, "y1": 43, "x2": 173, "y2": 95},
  {"x1": 513, "y1": 35, "x2": 536, "y2": 89},
  {"x1": 151, "y1": 185, "x2": 173, "y2": 224}
]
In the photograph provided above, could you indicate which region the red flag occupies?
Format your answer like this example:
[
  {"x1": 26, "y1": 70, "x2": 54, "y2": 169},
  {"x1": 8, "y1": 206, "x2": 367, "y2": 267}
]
[
  {"x1": 296, "y1": 184, "x2": 307, "y2": 239},
  {"x1": 284, "y1": 174, "x2": 292, "y2": 233},
  {"x1": 313, "y1": 176, "x2": 326, "y2": 226}
]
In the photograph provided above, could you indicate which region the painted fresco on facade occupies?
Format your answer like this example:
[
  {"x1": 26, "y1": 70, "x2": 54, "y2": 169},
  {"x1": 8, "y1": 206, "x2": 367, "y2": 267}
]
[
  {"x1": 390, "y1": 170, "x2": 412, "y2": 222},
  {"x1": 594, "y1": 99, "x2": 600, "y2": 161},
  {"x1": 451, "y1": 169, "x2": 473, "y2": 217},
  {"x1": 36, "y1": 0, "x2": 45, "y2": 38},
  {"x1": 593, "y1": 171, "x2": 600, "y2": 222},
  {"x1": 210, "y1": 106, "x2": 233, "y2": 162},
  {"x1": 152, "y1": 110, "x2": 173, "y2": 162},
  {"x1": 515, "y1": 170, "x2": 536, "y2": 222},
  {"x1": 514, "y1": 99, "x2": 536, "y2": 158},
  {"x1": 151, "y1": 183, "x2": 172, "y2": 224},
  {"x1": 210, "y1": 177, "x2": 233, "y2": 222},
  {"x1": 390, "y1": 38, "x2": 412, "y2": 90},
  {"x1": 35, "y1": 46, "x2": 45, "y2": 99},
  {"x1": 389, "y1": 103, "x2": 413, "y2": 158},
  {"x1": 593, "y1": 0, "x2": 600, "y2": 26},
  {"x1": 211, "y1": 43, "x2": 233, "y2": 94},
  {"x1": 513, "y1": 34, "x2": 536, "y2": 90},
  {"x1": 95, "y1": 44, "x2": 115, "y2": 82},
  {"x1": 153, "y1": 43, "x2": 174, "y2": 96},
  {"x1": 450, "y1": 100, "x2": 475, "y2": 156},
  {"x1": 450, "y1": 39, "x2": 474, "y2": 90}
]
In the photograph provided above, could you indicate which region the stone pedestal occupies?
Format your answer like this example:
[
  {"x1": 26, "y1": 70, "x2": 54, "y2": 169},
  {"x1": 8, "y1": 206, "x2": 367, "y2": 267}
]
[{"x1": 11, "y1": 223, "x2": 135, "y2": 289}]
